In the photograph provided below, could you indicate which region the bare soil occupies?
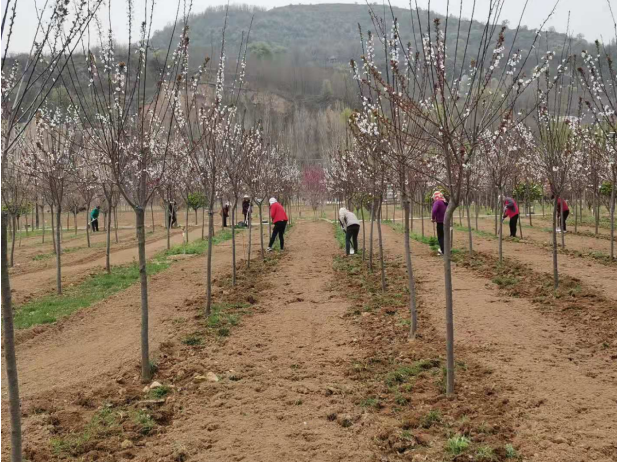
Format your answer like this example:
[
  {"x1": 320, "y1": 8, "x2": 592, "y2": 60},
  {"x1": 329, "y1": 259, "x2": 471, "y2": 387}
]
[
  {"x1": 3, "y1": 219, "x2": 616, "y2": 461},
  {"x1": 451, "y1": 219, "x2": 617, "y2": 302},
  {"x1": 9, "y1": 224, "x2": 222, "y2": 306},
  {"x1": 381, "y1": 225, "x2": 617, "y2": 462}
]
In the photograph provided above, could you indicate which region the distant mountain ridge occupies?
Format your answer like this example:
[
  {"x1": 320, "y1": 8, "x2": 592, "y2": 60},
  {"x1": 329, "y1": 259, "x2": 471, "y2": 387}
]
[{"x1": 150, "y1": 3, "x2": 590, "y2": 69}]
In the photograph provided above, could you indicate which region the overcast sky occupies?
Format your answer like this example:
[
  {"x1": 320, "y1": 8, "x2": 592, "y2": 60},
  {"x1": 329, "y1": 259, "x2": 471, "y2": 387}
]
[{"x1": 2, "y1": 0, "x2": 615, "y2": 54}]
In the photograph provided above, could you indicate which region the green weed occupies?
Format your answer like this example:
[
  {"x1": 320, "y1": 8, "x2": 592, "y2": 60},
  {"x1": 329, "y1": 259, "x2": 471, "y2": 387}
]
[
  {"x1": 149, "y1": 385, "x2": 171, "y2": 399},
  {"x1": 385, "y1": 359, "x2": 440, "y2": 387},
  {"x1": 132, "y1": 409, "x2": 156, "y2": 435},
  {"x1": 505, "y1": 444, "x2": 519, "y2": 458},
  {"x1": 446, "y1": 435, "x2": 471, "y2": 455},
  {"x1": 181, "y1": 334, "x2": 203, "y2": 346},
  {"x1": 476, "y1": 445, "x2": 497, "y2": 461},
  {"x1": 420, "y1": 409, "x2": 442, "y2": 429},
  {"x1": 15, "y1": 230, "x2": 238, "y2": 329}
]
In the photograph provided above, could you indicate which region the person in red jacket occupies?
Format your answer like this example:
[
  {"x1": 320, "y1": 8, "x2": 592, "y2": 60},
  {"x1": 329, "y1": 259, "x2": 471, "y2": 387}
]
[
  {"x1": 267, "y1": 197, "x2": 288, "y2": 251},
  {"x1": 551, "y1": 195, "x2": 570, "y2": 233},
  {"x1": 502, "y1": 196, "x2": 520, "y2": 238}
]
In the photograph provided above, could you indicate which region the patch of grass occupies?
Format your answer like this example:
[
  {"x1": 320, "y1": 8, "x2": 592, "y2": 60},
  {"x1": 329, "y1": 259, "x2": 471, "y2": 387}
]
[
  {"x1": 385, "y1": 359, "x2": 440, "y2": 387},
  {"x1": 491, "y1": 275, "x2": 519, "y2": 287},
  {"x1": 15, "y1": 261, "x2": 169, "y2": 329},
  {"x1": 394, "y1": 393, "x2": 409, "y2": 406},
  {"x1": 360, "y1": 397, "x2": 381, "y2": 409},
  {"x1": 149, "y1": 385, "x2": 171, "y2": 399},
  {"x1": 420, "y1": 409, "x2": 442, "y2": 429},
  {"x1": 181, "y1": 333, "x2": 203, "y2": 346},
  {"x1": 217, "y1": 327, "x2": 230, "y2": 337},
  {"x1": 476, "y1": 445, "x2": 497, "y2": 461},
  {"x1": 446, "y1": 435, "x2": 471, "y2": 455},
  {"x1": 132, "y1": 409, "x2": 156, "y2": 435},
  {"x1": 15, "y1": 229, "x2": 239, "y2": 330},
  {"x1": 505, "y1": 443, "x2": 519, "y2": 458},
  {"x1": 32, "y1": 252, "x2": 54, "y2": 261},
  {"x1": 50, "y1": 407, "x2": 120, "y2": 456},
  {"x1": 206, "y1": 302, "x2": 249, "y2": 337}
]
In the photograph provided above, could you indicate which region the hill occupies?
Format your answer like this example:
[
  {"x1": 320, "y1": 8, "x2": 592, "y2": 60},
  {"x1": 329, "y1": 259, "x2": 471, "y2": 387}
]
[{"x1": 150, "y1": 3, "x2": 590, "y2": 72}]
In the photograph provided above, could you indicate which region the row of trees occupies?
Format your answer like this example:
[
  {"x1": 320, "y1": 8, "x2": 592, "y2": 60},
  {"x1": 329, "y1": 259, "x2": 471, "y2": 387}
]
[
  {"x1": 325, "y1": 3, "x2": 616, "y2": 397},
  {"x1": 1, "y1": 2, "x2": 299, "y2": 460}
]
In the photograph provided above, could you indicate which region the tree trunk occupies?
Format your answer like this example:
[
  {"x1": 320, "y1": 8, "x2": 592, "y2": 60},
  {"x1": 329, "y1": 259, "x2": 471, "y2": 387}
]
[
  {"x1": 498, "y1": 191, "x2": 504, "y2": 264},
  {"x1": 231, "y1": 197, "x2": 237, "y2": 285},
  {"x1": 376, "y1": 199, "x2": 386, "y2": 292},
  {"x1": 560, "y1": 204, "x2": 566, "y2": 248},
  {"x1": 10, "y1": 214, "x2": 16, "y2": 267},
  {"x1": 135, "y1": 207, "x2": 151, "y2": 383},
  {"x1": 403, "y1": 196, "x2": 418, "y2": 338},
  {"x1": 369, "y1": 200, "x2": 376, "y2": 272},
  {"x1": 184, "y1": 202, "x2": 189, "y2": 244},
  {"x1": 41, "y1": 206, "x2": 45, "y2": 244},
  {"x1": 1, "y1": 212, "x2": 23, "y2": 462},
  {"x1": 205, "y1": 206, "x2": 215, "y2": 316},
  {"x1": 258, "y1": 203, "x2": 265, "y2": 259},
  {"x1": 195, "y1": 209, "x2": 198, "y2": 225},
  {"x1": 552, "y1": 198, "x2": 559, "y2": 289},
  {"x1": 475, "y1": 200, "x2": 479, "y2": 230},
  {"x1": 420, "y1": 199, "x2": 425, "y2": 238},
  {"x1": 494, "y1": 193, "x2": 499, "y2": 236},
  {"x1": 85, "y1": 202, "x2": 91, "y2": 248},
  {"x1": 201, "y1": 206, "x2": 205, "y2": 240},
  {"x1": 73, "y1": 211, "x2": 78, "y2": 235},
  {"x1": 150, "y1": 201, "x2": 155, "y2": 233},
  {"x1": 165, "y1": 202, "x2": 171, "y2": 250},
  {"x1": 466, "y1": 202, "x2": 473, "y2": 256},
  {"x1": 105, "y1": 202, "x2": 112, "y2": 274},
  {"x1": 55, "y1": 206, "x2": 62, "y2": 295},
  {"x1": 595, "y1": 189, "x2": 600, "y2": 235},
  {"x1": 610, "y1": 177, "x2": 615, "y2": 261},
  {"x1": 114, "y1": 206, "x2": 119, "y2": 244},
  {"x1": 50, "y1": 204, "x2": 56, "y2": 254},
  {"x1": 443, "y1": 205, "x2": 456, "y2": 396},
  {"x1": 247, "y1": 207, "x2": 253, "y2": 268},
  {"x1": 360, "y1": 200, "x2": 366, "y2": 261},
  {"x1": 36, "y1": 202, "x2": 40, "y2": 229},
  {"x1": 574, "y1": 194, "x2": 579, "y2": 234}
]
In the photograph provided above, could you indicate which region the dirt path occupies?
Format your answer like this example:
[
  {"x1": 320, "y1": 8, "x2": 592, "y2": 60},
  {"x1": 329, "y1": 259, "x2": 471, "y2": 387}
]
[
  {"x1": 381, "y1": 226, "x2": 617, "y2": 462},
  {"x1": 4, "y1": 227, "x2": 261, "y2": 399},
  {"x1": 474, "y1": 216, "x2": 614, "y2": 254},
  {"x1": 449, "y1": 224, "x2": 617, "y2": 302},
  {"x1": 9, "y1": 227, "x2": 178, "y2": 279},
  {"x1": 140, "y1": 220, "x2": 374, "y2": 461},
  {"x1": 10, "y1": 225, "x2": 215, "y2": 305}
]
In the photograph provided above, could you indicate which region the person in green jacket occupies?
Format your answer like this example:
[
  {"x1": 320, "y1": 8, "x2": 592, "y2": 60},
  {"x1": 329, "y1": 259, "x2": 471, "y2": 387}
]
[{"x1": 91, "y1": 206, "x2": 100, "y2": 232}]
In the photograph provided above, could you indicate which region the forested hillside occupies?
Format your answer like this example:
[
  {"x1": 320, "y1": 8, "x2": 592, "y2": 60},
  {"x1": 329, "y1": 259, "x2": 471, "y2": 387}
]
[
  {"x1": 148, "y1": 3, "x2": 596, "y2": 164},
  {"x1": 152, "y1": 3, "x2": 590, "y2": 69}
]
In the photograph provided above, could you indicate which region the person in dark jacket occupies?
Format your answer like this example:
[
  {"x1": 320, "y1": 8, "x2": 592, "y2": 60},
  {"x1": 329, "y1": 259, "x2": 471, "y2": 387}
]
[
  {"x1": 168, "y1": 201, "x2": 178, "y2": 228},
  {"x1": 90, "y1": 206, "x2": 100, "y2": 232},
  {"x1": 502, "y1": 196, "x2": 520, "y2": 238},
  {"x1": 267, "y1": 197, "x2": 288, "y2": 251},
  {"x1": 242, "y1": 195, "x2": 251, "y2": 225},
  {"x1": 431, "y1": 191, "x2": 447, "y2": 255},
  {"x1": 220, "y1": 202, "x2": 230, "y2": 228}
]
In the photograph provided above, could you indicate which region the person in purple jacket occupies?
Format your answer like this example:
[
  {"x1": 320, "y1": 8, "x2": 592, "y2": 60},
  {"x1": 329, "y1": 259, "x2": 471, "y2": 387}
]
[{"x1": 431, "y1": 190, "x2": 447, "y2": 255}]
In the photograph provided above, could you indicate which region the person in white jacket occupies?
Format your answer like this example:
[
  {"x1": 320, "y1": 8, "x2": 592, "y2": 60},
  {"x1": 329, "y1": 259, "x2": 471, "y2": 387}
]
[{"x1": 339, "y1": 207, "x2": 361, "y2": 255}]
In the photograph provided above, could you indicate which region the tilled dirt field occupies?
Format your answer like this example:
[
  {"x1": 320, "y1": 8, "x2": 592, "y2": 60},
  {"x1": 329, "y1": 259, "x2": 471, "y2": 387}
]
[
  {"x1": 2, "y1": 219, "x2": 616, "y2": 461},
  {"x1": 381, "y1": 225, "x2": 617, "y2": 462}
]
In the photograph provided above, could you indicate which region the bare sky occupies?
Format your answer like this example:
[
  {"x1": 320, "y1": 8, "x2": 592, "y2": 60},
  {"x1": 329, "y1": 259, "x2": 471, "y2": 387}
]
[{"x1": 2, "y1": 0, "x2": 616, "y2": 54}]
